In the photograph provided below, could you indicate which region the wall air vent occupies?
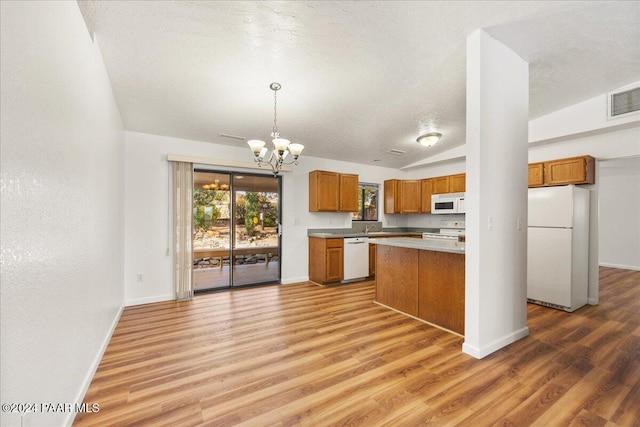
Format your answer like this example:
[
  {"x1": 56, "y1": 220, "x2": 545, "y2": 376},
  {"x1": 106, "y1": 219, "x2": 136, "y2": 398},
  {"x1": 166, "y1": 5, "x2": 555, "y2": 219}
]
[
  {"x1": 387, "y1": 148, "x2": 407, "y2": 155},
  {"x1": 608, "y1": 85, "x2": 640, "y2": 119}
]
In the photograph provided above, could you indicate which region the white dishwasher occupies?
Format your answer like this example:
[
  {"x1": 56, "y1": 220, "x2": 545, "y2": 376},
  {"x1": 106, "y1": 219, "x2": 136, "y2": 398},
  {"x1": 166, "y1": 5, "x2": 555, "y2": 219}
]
[{"x1": 343, "y1": 237, "x2": 369, "y2": 282}]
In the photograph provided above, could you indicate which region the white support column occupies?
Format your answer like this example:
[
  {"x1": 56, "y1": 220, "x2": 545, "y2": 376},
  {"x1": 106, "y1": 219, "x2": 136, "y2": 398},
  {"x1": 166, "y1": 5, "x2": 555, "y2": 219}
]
[{"x1": 463, "y1": 29, "x2": 530, "y2": 359}]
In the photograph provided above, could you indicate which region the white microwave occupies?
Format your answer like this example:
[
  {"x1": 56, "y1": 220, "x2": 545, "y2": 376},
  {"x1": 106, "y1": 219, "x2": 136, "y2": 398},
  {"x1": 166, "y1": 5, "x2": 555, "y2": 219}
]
[{"x1": 431, "y1": 192, "x2": 466, "y2": 214}]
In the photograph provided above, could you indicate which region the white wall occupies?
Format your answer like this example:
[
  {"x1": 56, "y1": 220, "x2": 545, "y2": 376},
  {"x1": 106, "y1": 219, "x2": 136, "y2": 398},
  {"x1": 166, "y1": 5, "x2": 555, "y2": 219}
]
[
  {"x1": 598, "y1": 156, "x2": 640, "y2": 270},
  {"x1": 123, "y1": 131, "x2": 402, "y2": 305},
  {"x1": 0, "y1": 2, "x2": 125, "y2": 427}
]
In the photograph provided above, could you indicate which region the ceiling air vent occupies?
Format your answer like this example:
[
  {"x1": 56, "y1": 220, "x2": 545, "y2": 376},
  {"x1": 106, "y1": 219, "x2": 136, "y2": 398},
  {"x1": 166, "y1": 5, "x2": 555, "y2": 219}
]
[
  {"x1": 608, "y1": 85, "x2": 640, "y2": 119},
  {"x1": 387, "y1": 148, "x2": 407, "y2": 155}
]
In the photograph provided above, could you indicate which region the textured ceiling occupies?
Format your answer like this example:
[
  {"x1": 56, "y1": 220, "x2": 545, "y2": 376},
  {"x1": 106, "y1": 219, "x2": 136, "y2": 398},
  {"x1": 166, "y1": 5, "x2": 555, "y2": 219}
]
[{"x1": 79, "y1": 1, "x2": 640, "y2": 169}]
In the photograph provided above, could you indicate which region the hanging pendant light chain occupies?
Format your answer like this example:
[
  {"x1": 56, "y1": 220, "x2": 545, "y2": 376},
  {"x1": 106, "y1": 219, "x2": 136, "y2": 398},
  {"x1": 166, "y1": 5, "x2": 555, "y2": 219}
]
[{"x1": 272, "y1": 88, "x2": 278, "y2": 138}]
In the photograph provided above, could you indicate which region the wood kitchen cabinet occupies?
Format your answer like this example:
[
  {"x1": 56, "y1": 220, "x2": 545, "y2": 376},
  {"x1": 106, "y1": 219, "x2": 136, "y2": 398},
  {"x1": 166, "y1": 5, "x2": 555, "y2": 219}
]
[
  {"x1": 528, "y1": 162, "x2": 545, "y2": 187},
  {"x1": 431, "y1": 176, "x2": 450, "y2": 194},
  {"x1": 375, "y1": 245, "x2": 419, "y2": 316},
  {"x1": 384, "y1": 179, "x2": 421, "y2": 213},
  {"x1": 309, "y1": 170, "x2": 359, "y2": 212},
  {"x1": 544, "y1": 155, "x2": 595, "y2": 186},
  {"x1": 527, "y1": 155, "x2": 595, "y2": 188},
  {"x1": 449, "y1": 173, "x2": 466, "y2": 192},
  {"x1": 339, "y1": 173, "x2": 359, "y2": 212},
  {"x1": 308, "y1": 237, "x2": 343, "y2": 284},
  {"x1": 418, "y1": 250, "x2": 465, "y2": 335},
  {"x1": 400, "y1": 180, "x2": 421, "y2": 213},
  {"x1": 420, "y1": 179, "x2": 434, "y2": 213},
  {"x1": 384, "y1": 179, "x2": 401, "y2": 214}
]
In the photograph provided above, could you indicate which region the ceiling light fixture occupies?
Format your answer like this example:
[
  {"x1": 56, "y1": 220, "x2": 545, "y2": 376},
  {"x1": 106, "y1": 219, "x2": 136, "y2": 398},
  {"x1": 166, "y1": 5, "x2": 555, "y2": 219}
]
[
  {"x1": 417, "y1": 132, "x2": 442, "y2": 147},
  {"x1": 247, "y1": 82, "x2": 304, "y2": 175}
]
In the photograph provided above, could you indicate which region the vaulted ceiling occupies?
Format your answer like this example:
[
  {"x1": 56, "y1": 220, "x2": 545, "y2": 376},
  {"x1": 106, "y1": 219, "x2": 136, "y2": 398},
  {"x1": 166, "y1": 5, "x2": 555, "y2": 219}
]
[{"x1": 79, "y1": 1, "x2": 640, "y2": 168}]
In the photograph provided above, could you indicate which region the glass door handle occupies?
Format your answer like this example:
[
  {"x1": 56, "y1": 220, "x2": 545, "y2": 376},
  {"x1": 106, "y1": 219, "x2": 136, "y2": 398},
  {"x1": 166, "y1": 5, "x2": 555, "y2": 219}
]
[{"x1": 278, "y1": 223, "x2": 283, "y2": 236}]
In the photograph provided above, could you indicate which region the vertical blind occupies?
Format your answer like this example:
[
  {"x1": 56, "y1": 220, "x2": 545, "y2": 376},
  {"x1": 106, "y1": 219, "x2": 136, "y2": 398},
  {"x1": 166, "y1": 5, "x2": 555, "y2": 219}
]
[{"x1": 172, "y1": 161, "x2": 194, "y2": 300}]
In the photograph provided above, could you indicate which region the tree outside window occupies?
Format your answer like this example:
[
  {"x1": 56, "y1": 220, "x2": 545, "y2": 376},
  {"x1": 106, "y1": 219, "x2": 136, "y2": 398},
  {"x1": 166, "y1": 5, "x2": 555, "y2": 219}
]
[{"x1": 352, "y1": 184, "x2": 379, "y2": 221}]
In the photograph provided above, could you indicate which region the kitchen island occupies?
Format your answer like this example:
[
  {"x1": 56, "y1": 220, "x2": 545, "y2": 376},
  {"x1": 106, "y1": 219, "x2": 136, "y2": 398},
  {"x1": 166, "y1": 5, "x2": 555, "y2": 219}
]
[{"x1": 369, "y1": 237, "x2": 465, "y2": 336}]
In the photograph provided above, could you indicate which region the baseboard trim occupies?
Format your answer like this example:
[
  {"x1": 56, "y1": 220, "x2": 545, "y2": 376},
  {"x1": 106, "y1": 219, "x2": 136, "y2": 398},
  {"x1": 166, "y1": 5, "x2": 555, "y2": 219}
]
[
  {"x1": 462, "y1": 326, "x2": 530, "y2": 359},
  {"x1": 65, "y1": 303, "x2": 124, "y2": 426},
  {"x1": 125, "y1": 293, "x2": 174, "y2": 306},
  {"x1": 280, "y1": 276, "x2": 309, "y2": 285},
  {"x1": 599, "y1": 262, "x2": 640, "y2": 271}
]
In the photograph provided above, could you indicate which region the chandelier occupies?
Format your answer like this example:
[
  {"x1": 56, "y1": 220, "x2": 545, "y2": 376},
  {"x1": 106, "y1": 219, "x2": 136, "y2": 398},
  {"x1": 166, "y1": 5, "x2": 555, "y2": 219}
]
[{"x1": 247, "y1": 82, "x2": 304, "y2": 175}]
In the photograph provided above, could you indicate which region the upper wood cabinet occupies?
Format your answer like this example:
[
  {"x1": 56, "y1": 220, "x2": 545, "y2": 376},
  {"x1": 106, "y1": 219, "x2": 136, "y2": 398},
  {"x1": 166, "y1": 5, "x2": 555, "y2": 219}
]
[
  {"x1": 528, "y1": 163, "x2": 545, "y2": 187},
  {"x1": 384, "y1": 179, "x2": 421, "y2": 213},
  {"x1": 338, "y1": 173, "x2": 359, "y2": 212},
  {"x1": 449, "y1": 173, "x2": 466, "y2": 192},
  {"x1": 309, "y1": 170, "x2": 359, "y2": 212},
  {"x1": 527, "y1": 155, "x2": 595, "y2": 188},
  {"x1": 384, "y1": 179, "x2": 401, "y2": 214},
  {"x1": 420, "y1": 179, "x2": 434, "y2": 213},
  {"x1": 431, "y1": 176, "x2": 450, "y2": 194},
  {"x1": 400, "y1": 180, "x2": 421, "y2": 213},
  {"x1": 544, "y1": 156, "x2": 595, "y2": 186}
]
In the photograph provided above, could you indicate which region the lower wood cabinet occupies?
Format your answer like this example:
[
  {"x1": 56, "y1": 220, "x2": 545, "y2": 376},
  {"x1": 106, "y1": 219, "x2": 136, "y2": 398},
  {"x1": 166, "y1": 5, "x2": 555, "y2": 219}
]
[
  {"x1": 309, "y1": 237, "x2": 343, "y2": 284},
  {"x1": 374, "y1": 244, "x2": 465, "y2": 335},
  {"x1": 418, "y1": 250, "x2": 465, "y2": 335},
  {"x1": 375, "y1": 245, "x2": 418, "y2": 316}
]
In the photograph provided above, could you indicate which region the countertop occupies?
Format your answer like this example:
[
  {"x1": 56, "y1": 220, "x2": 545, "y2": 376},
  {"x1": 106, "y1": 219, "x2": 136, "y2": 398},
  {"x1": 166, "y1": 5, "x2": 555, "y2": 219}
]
[
  {"x1": 368, "y1": 237, "x2": 465, "y2": 254},
  {"x1": 307, "y1": 226, "x2": 436, "y2": 239},
  {"x1": 308, "y1": 231, "x2": 424, "y2": 238}
]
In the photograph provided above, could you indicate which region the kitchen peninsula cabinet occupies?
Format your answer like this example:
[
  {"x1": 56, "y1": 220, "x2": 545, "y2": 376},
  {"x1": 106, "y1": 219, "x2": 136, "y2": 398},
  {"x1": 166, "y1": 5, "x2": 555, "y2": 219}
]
[
  {"x1": 418, "y1": 250, "x2": 465, "y2": 334},
  {"x1": 375, "y1": 245, "x2": 418, "y2": 316},
  {"x1": 309, "y1": 237, "x2": 343, "y2": 284},
  {"x1": 309, "y1": 170, "x2": 359, "y2": 212},
  {"x1": 371, "y1": 238, "x2": 466, "y2": 336}
]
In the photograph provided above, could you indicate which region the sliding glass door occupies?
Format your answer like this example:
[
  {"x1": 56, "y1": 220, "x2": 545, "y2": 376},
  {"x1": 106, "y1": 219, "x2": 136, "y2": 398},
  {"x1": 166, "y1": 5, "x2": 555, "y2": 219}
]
[{"x1": 192, "y1": 170, "x2": 281, "y2": 291}]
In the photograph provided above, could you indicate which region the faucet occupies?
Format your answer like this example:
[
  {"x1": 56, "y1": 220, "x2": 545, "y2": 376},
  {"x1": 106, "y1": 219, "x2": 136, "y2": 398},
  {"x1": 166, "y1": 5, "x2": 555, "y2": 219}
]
[{"x1": 365, "y1": 224, "x2": 375, "y2": 233}]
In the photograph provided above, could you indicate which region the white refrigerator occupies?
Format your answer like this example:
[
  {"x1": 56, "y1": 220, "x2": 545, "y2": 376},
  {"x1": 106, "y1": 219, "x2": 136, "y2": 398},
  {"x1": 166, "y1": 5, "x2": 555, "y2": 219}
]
[{"x1": 527, "y1": 185, "x2": 590, "y2": 312}]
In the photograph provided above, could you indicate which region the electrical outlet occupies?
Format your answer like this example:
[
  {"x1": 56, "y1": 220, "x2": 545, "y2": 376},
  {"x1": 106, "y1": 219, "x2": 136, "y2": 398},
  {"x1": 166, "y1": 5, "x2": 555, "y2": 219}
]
[
  {"x1": 516, "y1": 217, "x2": 522, "y2": 230},
  {"x1": 137, "y1": 274, "x2": 144, "y2": 282},
  {"x1": 488, "y1": 216, "x2": 495, "y2": 231}
]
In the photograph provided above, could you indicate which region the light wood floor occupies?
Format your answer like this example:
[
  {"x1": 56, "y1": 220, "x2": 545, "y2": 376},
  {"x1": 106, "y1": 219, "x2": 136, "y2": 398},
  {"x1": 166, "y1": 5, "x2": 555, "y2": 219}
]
[{"x1": 75, "y1": 267, "x2": 640, "y2": 426}]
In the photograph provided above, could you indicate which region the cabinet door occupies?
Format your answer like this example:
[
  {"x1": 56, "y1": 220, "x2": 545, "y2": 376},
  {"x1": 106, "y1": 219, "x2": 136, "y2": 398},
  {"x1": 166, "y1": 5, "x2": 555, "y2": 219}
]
[
  {"x1": 384, "y1": 180, "x2": 401, "y2": 214},
  {"x1": 449, "y1": 173, "x2": 466, "y2": 192},
  {"x1": 309, "y1": 171, "x2": 339, "y2": 211},
  {"x1": 420, "y1": 179, "x2": 433, "y2": 213},
  {"x1": 431, "y1": 176, "x2": 450, "y2": 194},
  {"x1": 528, "y1": 163, "x2": 545, "y2": 187},
  {"x1": 400, "y1": 180, "x2": 421, "y2": 213},
  {"x1": 339, "y1": 173, "x2": 359, "y2": 212},
  {"x1": 544, "y1": 156, "x2": 595, "y2": 186},
  {"x1": 325, "y1": 247, "x2": 343, "y2": 283}
]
